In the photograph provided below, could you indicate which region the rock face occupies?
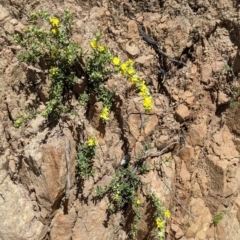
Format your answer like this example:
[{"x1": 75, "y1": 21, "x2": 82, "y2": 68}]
[
  {"x1": 0, "y1": 176, "x2": 46, "y2": 239},
  {"x1": 20, "y1": 136, "x2": 75, "y2": 211},
  {"x1": 185, "y1": 198, "x2": 212, "y2": 239},
  {"x1": 50, "y1": 207, "x2": 77, "y2": 240},
  {"x1": 1, "y1": 0, "x2": 240, "y2": 240}
]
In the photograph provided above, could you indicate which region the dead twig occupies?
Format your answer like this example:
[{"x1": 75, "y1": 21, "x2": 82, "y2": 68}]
[
  {"x1": 124, "y1": 8, "x2": 187, "y2": 67},
  {"x1": 175, "y1": 129, "x2": 186, "y2": 156}
]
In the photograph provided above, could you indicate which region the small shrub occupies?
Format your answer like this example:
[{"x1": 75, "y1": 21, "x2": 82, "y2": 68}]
[
  {"x1": 93, "y1": 147, "x2": 170, "y2": 239},
  {"x1": 230, "y1": 85, "x2": 239, "y2": 108},
  {"x1": 14, "y1": 107, "x2": 37, "y2": 128},
  {"x1": 223, "y1": 64, "x2": 233, "y2": 73},
  {"x1": 112, "y1": 57, "x2": 153, "y2": 112},
  {"x1": 14, "y1": 9, "x2": 81, "y2": 119},
  {"x1": 14, "y1": 11, "x2": 153, "y2": 126},
  {"x1": 94, "y1": 166, "x2": 143, "y2": 212},
  {"x1": 150, "y1": 192, "x2": 171, "y2": 240},
  {"x1": 94, "y1": 165, "x2": 143, "y2": 238},
  {"x1": 86, "y1": 33, "x2": 117, "y2": 122},
  {"x1": 86, "y1": 34, "x2": 154, "y2": 123},
  {"x1": 77, "y1": 137, "x2": 97, "y2": 179},
  {"x1": 213, "y1": 212, "x2": 224, "y2": 226},
  {"x1": 78, "y1": 91, "x2": 89, "y2": 107}
]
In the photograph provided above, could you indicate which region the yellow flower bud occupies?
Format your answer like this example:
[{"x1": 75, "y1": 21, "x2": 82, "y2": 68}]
[
  {"x1": 98, "y1": 45, "x2": 105, "y2": 52},
  {"x1": 51, "y1": 27, "x2": 57, "y2": 35},
  {"x1": 90, "y1": 39, "x2": 98, "y2": 48},
  {"x1": 112, "y1": 57, "x2": 121, "y2": 66}
]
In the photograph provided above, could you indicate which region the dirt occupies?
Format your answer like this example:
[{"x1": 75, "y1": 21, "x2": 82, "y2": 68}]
[{"x1": 0, "y1": 0, "x2": 240, "y2": 239}]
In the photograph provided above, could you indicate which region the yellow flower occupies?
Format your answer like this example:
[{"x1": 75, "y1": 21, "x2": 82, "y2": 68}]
[
  {"x1": 49, "y1": 67, "x2": 58, "y2": 75},
  {"x1": 90, "y1": 39, "x2": 98, "y2": 48},
  {"x1": 127, "y1": 67, "x2": 135, "y2": 76},
  {"x1": 129, "y1": 74, "x2": 139, "y2": 83},
  {"x1": 126, "y1": 59, "x2": 134, "y2": 66},
  {"x1": 14, "y1": 119, "x2": 23, "y2": 128},
  {"x1": 112, "y1": 56, "x2": 121, "y2": 66},
  {"x1": 143, "y1": 96, "x2": 153, "y2": 111},
  {"x1": 15, "y1": 119, "x2": 22, "y2": 125},
  {"x1": 100, "y1": 107, "x2": 110, "y2": 121},
  {"x1": 98, "y1": 45, "x2": 105, "y2": 52},
  {"x1": 49, "y1": 17, "x2": 60, "y2": 27},
  {"x1": 87, "y1": 137, "x2": 97, "y2": 147},
  {"x1": 119, "y1": 59, "x2": 135, "y2": 75},
  {"x1": 139, "y1": 81, "x2": 149, "y2": 97},
  {"x1": 156, "y1": 218, "x2": 165, "y2": 228},
  {"x1": 136, "y1": 199, "x2": 141, "y2": 205},
  {"x1": 120, "y1": 62, "x2": 128, "y2": 75},
  {"x1": 51, "y1": 27, "x2": 58, "y2": 35},
  {"x1": 164, "y1": 210, "x2": 171, "y2": 219}
]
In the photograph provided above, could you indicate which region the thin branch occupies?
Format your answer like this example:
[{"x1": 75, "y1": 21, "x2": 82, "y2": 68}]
[
  {"x1": 124, "y1": 8, "x2": 187, "y2": 66},
  {"x1": 150, "y1": 141, "x2": 178, "y2": 158}
]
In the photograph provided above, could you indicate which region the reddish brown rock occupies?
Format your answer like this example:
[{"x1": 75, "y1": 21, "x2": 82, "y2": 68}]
[
  {"x1": 175, "y1": 104, "x2": 190, "y2": 122},
  {"x1": 20, "y1": 134, "x2": 76, "y2": 212},
  {"x1": 218, "y1": 91, "x2": 229, "y2": 106},
  {"x1": 190, "y1": 64, "x2": 198, "y2": 76},
  {"x1": 179, "y1": 145, "x2": 196, "y2": 173},
  {"x1": 163, "y1": 16, "x2": 191, "y2": 56},
  {"x1": 0, "y1": 176, "x2": 46, "y2": 239},
  {"x1": 212, "y1": 60, "x2": 225, "y2": 73},
  {"x1": 215, "y1": 210, "x2": 240, "y2": 240},
  {"x1": 14, "y1": 22, "x2": 25, "y2": 33},
  {"x1": 50, "y1": 207, "x2": 77, "y2": 240},
  {"x1": 135, "y1": 54, "x2": 154, "y2": 67},
  {"x1": 180, "y1": 161, "x2": 191, "y2": 182},
  {"x1": 235, "y1": 194, "x2": 240, "y2": 223},
  {"x1": 181, "y1": 91, "x2": 195, "y2": 106},
  {"x1": 0, "y1": 5, "x2": 9, "y2": 22},
  {"x1": 171, "y1": 223, "x2": 184, "y2": 239},
  {"x1": 125, "y1": 41, "x2": 140, "y2": 56},
  {"x1": 185, "y1": 198, "x2": 212, "y2": 239},
  {"x1": 144, "y1": 114, "x2": 158, "y2": 136},
  {"x1": 128, "y1": 113, "x2": 141, "y2": 139},
  {"x1": 127, "y1": 20, "x2": 139, "y2": 40},
  {"x1": 72, "y1": 199, "x2": 120, "y2": 240},
  {"x1": 188, "y1": 122, "x2": 207, "y2": 146},
  {"x1": 211, "y1": 125, "x2": 239, "y2": 159},
  {"x1": 201, "y1": 63, "x2": 212, "y2": 84}
]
